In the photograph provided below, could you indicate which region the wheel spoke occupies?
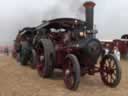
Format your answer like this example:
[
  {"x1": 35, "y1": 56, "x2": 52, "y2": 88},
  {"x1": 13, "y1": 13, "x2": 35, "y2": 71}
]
[
  {"x1": 104, "y1": 72, "x2": 107, "y2": 77},
  {"x1": 64, "y1": 74, "x2": 73, "y2": 88},
  {"x1": 110, "y1": 75, "x2": 114, "y2": 83},
  {"x1": 105, "y1": 60, "x2": 109, "y2": 67},
  {"x1": 105, "y1": 74, "x2": 109, "y2": 81},
  {"x1": 111, "y1": 74, "x2": 116, "y2": 80},
  {"x1": 64, "y1": 67, "x2": 74, "y2": 89},
  {"x1": 108, "y1": 74, "x2": 111, "y2": 83},
  {"x1": 113, "y1": 70, "x2": 117, "y2": 75},
  {"x1": 67, "y1": 60, "x2": 73, "y2": 72},
  {"x1": 111, "y1": 59, "x2": 114, "y2": 66},
  {"x1": 108, "y1": 58, "x2": 113, "y2": 68},
  {"x1": 112, "y1": 61, "x2": 117, "y2": 70}
]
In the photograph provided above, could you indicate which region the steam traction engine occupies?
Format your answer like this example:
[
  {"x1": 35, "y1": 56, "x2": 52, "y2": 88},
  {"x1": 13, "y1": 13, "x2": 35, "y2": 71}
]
[
  {"x1": 14, "y1": 1, "x2": 121, "y2": 90},
  {"x1": 101, "y1": 34, "x2": 128, "y2": 59},
  {"x1": 14, "y1": 27, "x2": 37, "y2": 68},
  {"x1": 34, "y1": 1, "x2": 121, "y2": 90}
]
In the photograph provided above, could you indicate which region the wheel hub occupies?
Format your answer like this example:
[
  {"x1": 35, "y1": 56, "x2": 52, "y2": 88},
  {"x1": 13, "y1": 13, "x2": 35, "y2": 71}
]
[
  {"x1": 106, "y1": 68, "x2": 114, "y2": 74},
  {"x1": 40, "y1": 55, "x2": 44, "y2": 61},
  {"x1": 65, "y1": 69, "x2": 70, "y2": 75}
]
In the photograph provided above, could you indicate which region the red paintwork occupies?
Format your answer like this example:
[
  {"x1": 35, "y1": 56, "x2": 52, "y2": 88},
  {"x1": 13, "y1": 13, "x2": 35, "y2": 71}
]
[
  {"x1": 83, "y1": 1, "x2": 96, "y2": 8},
  {"x1": 55, "y1": 45, "x2": 80, "y2": 68},
  {"x1": 113, "y1": 39, "x2": 128, "y2": 55},
  {"x1": 101, "y1": 38, "x2": 128, "y2": 56},
  {"x1": 49, "y1": 32, "x2": 80, "y2": 68}
]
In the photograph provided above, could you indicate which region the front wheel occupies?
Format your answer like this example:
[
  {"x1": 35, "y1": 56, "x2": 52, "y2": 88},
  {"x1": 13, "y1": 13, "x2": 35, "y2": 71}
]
[
  {"x1": 100, "y1": 54, "x2": 121, "y2": 87},
  {"x1": 63, "y1": 54, "x2": 80, "y2": 90},
  {"x1": 29, "y1": 49, "x2": 37, "y2": 69}
]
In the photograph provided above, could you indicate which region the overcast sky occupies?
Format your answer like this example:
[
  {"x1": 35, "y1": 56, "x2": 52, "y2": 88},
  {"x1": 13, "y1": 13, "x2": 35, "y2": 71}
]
[{"x1": 0, "y1": 0, "x2": 127, "y2": 45}]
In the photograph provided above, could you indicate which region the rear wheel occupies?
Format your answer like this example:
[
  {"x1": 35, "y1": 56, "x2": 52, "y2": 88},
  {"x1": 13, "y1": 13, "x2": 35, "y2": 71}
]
[
  {"x1": 19, "y1": 41, "x2": 30, "y2": 65},
  {"x1": 100, "y1": 54, "x2": 121, "y2": 87},
  {"x1": 63, "y1": 54, "x2": 80, "y2": 90},
  {"x1": 29, "y1": 49, "x2": 37, "y2": 69},
  {"x1": 125, "y1": 50, "x2": 128, "y2": 59},
  {"x1": 36, "y1": 39, "x2": 55, "y2": 78}
]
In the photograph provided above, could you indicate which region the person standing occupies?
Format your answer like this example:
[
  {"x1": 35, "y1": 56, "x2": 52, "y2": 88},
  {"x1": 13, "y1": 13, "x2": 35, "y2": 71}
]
[
  {"x1": 4, "y1": 47, "x2": 9, "y2": 56},
  {"x1": 104, "y1": 44, "x2": 110, "y2": 55},
  {"x1": 113, "y1": 46, "x2": 120, "y2": 61}
]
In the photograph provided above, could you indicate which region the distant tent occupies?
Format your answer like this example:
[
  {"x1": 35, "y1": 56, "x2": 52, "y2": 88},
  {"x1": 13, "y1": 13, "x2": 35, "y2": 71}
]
[{"x1": 121, "y1": 34, "x2": 128, "y2": 39}]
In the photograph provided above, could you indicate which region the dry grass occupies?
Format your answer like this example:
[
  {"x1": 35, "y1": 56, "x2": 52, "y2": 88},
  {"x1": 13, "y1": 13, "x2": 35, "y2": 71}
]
[{"x1": 0, "y1": 55, "x2": 127, "y2": 96}]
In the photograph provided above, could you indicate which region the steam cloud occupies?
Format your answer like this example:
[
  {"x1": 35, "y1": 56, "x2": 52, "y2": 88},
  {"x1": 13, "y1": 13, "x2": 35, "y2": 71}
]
[{"x1": 0, "y1": 0, "x2": 127, "y2": 46}]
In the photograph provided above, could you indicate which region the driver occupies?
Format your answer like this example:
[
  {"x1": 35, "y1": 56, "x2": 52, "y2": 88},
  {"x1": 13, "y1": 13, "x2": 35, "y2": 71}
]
[{"x1": 63, "y1": 31, "x2": 71, "y2": 44}]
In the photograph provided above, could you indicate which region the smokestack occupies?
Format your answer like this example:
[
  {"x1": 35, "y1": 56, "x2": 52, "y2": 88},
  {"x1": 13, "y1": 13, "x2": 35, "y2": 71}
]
[{"x1": 83, "y1": 1, "x2": 96, "y2": 30}]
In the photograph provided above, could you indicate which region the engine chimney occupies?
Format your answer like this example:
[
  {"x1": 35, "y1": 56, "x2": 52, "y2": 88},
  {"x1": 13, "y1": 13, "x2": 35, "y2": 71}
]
[{"x1": 83, "y1": 1, "x2": 96, "y2": 30}]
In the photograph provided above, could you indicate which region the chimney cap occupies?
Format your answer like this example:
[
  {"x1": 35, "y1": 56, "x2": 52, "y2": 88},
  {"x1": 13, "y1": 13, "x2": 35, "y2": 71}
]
[{"x1": 83, "y1": 1, "x2": 96, "y2": 8}]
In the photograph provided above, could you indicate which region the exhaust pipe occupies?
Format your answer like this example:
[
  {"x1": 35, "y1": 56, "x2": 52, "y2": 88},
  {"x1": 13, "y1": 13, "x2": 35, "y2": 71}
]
[{"x1": 83, "y1": 1, "x2": 96, "y2": 30}]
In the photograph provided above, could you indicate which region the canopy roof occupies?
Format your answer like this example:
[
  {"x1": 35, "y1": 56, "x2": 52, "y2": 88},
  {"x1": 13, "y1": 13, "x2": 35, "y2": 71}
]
[
  {"x1": 19, "y1": 18, "x2": 86, "y2": 34},
  {"x1": 43, "y1": 18, "x2": 86, "y2": 30}
]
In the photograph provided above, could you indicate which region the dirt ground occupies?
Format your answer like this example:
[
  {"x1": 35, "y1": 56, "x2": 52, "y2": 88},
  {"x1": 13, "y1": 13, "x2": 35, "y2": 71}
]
[{"x1": 0, "y1": 55, "x2": 127, "y2": 96}]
